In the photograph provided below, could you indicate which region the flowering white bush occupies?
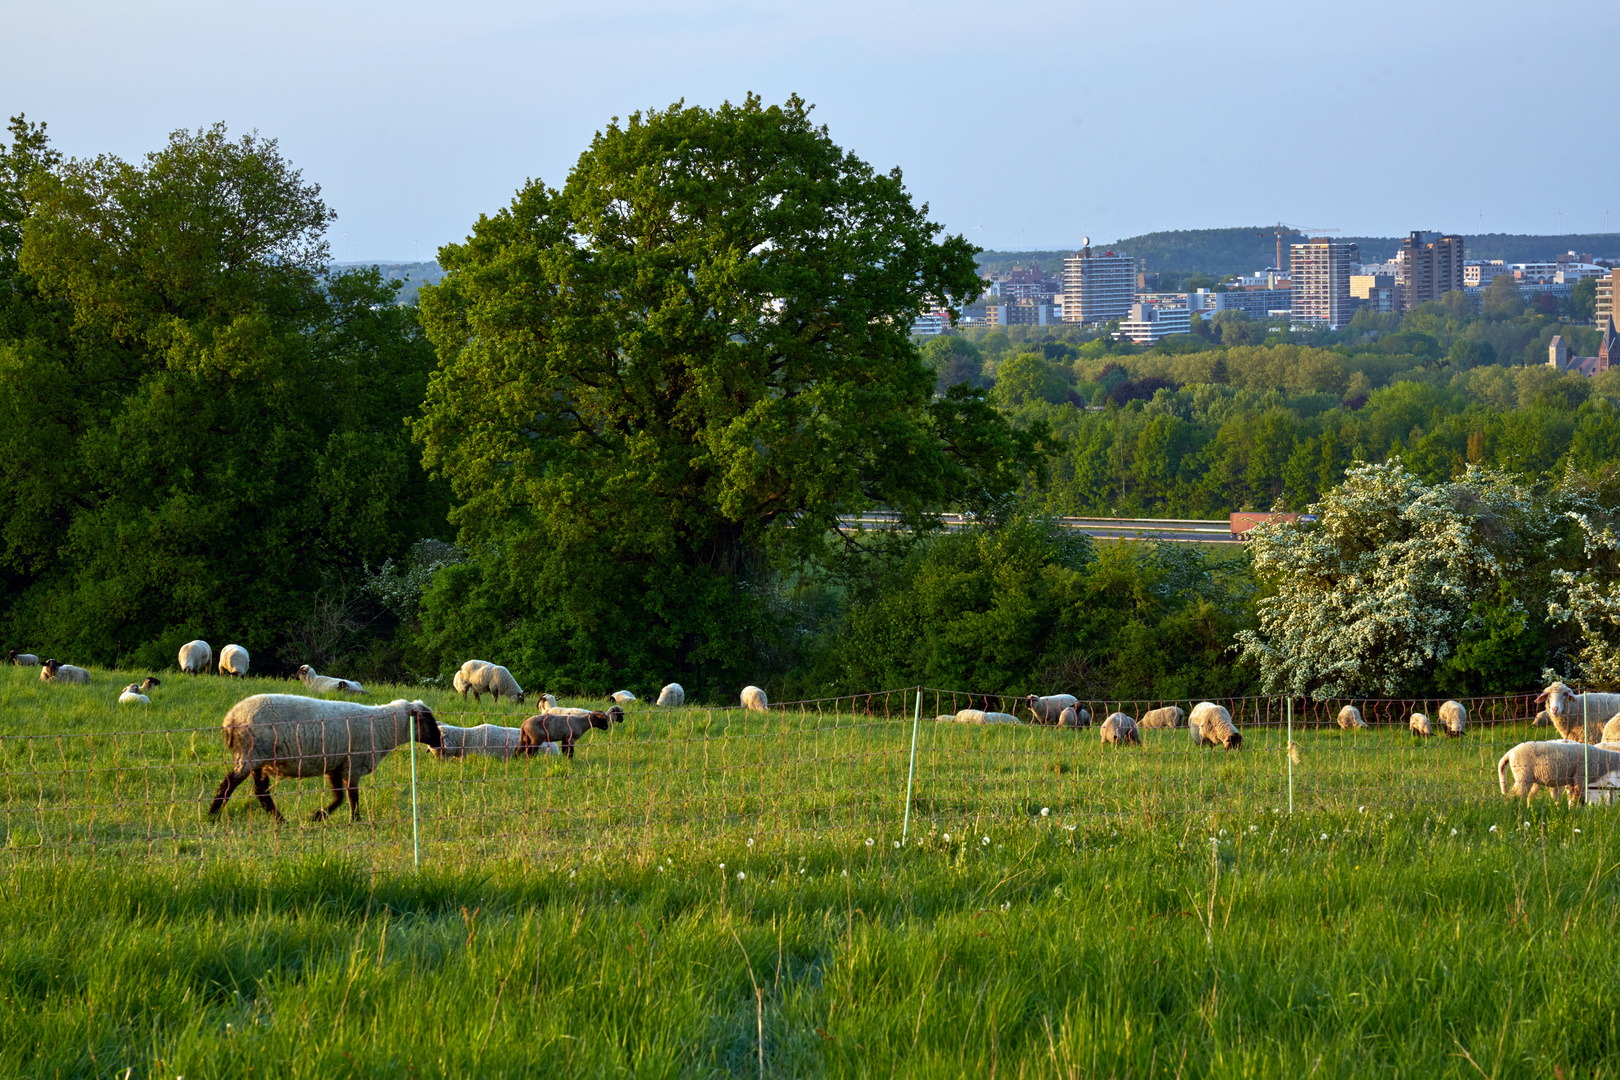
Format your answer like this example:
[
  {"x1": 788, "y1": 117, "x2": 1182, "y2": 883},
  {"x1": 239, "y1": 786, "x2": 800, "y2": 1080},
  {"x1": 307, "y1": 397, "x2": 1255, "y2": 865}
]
[
  {"x1": 1235, "y1": 461, "x2": 1557, "y2": 696},
  {"x1": 1550, "y1": 509, "x2": 1620, "y2": 684}
]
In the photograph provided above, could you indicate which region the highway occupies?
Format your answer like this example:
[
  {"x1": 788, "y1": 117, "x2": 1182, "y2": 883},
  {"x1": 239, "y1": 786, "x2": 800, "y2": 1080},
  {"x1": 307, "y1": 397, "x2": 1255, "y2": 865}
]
[{"x1": 836, "y1": 513, "x2": 1244, "y2": 544}]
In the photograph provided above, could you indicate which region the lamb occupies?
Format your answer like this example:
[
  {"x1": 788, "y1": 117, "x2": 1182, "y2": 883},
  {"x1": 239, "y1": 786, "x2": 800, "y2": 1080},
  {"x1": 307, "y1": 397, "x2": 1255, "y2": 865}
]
[
  {"x1": 1188, "y1": 702, "x2": 1242, "y2": 749},
  {"x1": 1058, "y1": 705, "x2": 1091, "y2": 729},
  {"x1": 208, "y1": 695, "x2": 441, "y2": 822},
  {"x1": 1100, "y1": 712, "x2": 1140, "y2": 746},
  {"x1": 118, "y1": 683, "x2": 150, "y2": 705},
  {"x1": 608, "y1": 690, "x2": 637, "y2": 704},
  {"x1": 517, "y1": 705, "x2": 624, "y2": 758},
  {"x1": 1337, "y1": 705, "x2": 1368, "y2": 730},
  {"x1": 1410, "y1": 712, "x2": 1434, "y2": 737},
  {"x1": 938, "y1": 709, "x2": 1021, "y2": 725},
  {"x1": 741, "y1": 686, "x2": 768, "y2": 712},
  {"x1": 1497, "y1": 740, "x2": 1620, "y2": 804},
  {"x1": 1025, "y1": 694, "x2": 1079, "y2": 724},
  {"x1": 218, "y1": 644, "x2": 250, "y2": 678},
  {"x1": 296, "y1": 664, "x2": 367, "y2": 695},
  {"x1": 39, "y1": 659, "x2": 91, "y2": 685},
  {"x1": 1535, "y1": 682, "x2": 1620, "y2": 744},
  {"x1": 1138, "y1": 706, "x2": 1185, "y2": 730},
  {"x1": 178, "y1": 640, "x2": 212, "y2": 675},
  {"x1": 1439, "y1": 700, "x2": 1467, "y2": 738},
  {"x1": 8, "y1": 650, "x2": 39, "y2": 666},
  {"x1": 433, "y1": 723, "x2": 526, "y2": 761},
  {"x1": 453, "y1": 660, "x2": 524, "y2": 705}
]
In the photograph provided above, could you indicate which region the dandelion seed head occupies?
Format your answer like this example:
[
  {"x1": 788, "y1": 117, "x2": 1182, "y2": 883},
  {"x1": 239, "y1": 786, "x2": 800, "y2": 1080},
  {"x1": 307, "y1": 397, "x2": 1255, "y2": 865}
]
[
  {"x1": 893, "y1": 840, "x2": 900, "y2": 848},
  {"x1": 1450, "y1": 828, "x2": 1458, "y2": 836},
  {"x1": 943, "y1": 833, "x2": 950, "y2": 842},
  {"x1": 1041, "y1": 807, "x2": 1050, "y2": 817},
  {"x1": 746, "y1": 838, "x2": 754, "y2": 847},
  {"x1": 982, "y1": 836, "x2": 991, "y2": 845},
  {"x1": 865, "y1": 837, "x2": 874, "y2": 847},
  {"x1": 1489, "y1": 825, "x2": 1498, "y2": 833},
  {"x1": 1320, "y1": 833, "x2": 1328, "y2": 841},
  {"x1": 737, "y1": 871, "x2": 745, "y2": 881}
]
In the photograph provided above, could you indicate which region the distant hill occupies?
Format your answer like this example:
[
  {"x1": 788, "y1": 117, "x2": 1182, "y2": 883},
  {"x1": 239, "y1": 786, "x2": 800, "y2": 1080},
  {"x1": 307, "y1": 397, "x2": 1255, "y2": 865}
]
[
  {"x1": 976, "y1": 229, "x2": 1620, "y2": 278},
  {"x1": 330, "y1": 261, "x2": 442, "y2": 305}
]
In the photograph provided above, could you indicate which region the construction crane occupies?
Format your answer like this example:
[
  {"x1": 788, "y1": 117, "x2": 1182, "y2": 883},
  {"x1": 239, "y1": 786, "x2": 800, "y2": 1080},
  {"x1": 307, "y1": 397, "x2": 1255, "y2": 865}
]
[{"x1": 1257, "y1": 223, "x2": 1340, "y2": 275}]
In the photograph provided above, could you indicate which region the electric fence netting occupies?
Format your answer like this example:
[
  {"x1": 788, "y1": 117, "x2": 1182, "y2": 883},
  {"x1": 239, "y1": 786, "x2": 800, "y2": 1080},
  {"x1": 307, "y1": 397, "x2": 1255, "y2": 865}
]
[{"x1": 0, "y1": 688, "x2": 1576, "y2": 871}]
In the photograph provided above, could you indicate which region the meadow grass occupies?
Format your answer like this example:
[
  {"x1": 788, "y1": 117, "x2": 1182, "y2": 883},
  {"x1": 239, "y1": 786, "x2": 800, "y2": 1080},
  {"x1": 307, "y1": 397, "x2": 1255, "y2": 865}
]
[{"x1": 3, "y1": 664, "x2": 1618, "y2": 1076}]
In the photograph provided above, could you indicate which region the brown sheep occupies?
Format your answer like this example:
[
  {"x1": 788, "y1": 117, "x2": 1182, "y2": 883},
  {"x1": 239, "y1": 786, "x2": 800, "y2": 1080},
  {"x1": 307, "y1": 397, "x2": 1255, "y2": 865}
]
[{"x1": 518, "y1": 705, "x2": 624, "y2": 758}]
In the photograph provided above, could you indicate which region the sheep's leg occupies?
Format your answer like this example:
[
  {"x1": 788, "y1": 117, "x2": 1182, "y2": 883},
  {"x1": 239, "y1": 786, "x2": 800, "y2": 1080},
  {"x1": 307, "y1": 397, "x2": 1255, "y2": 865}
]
[
  {"x1": 209, "y1": 770, "x2": 248, "y2": 816},
  {"x1": 313, "y1": 770, "x2": 347, "y2": 821},
  {"x1": 564, "y1": 734, "x2": 576, "y2": 759},
  {"x1": 251, "y1": 769, "x2": 284, "y2": 822},
  {"x1": 345, "y1": 777, "x2": 361, "y2": 820}
]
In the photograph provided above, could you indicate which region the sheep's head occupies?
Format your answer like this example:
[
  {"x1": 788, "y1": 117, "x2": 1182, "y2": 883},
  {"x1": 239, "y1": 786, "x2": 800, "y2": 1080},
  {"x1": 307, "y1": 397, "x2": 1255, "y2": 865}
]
[
  {"x1": 123, "y1": 683, "x2": 139, "y2": 694},
  {"x1": 1224, "y1": 731, "x2": 1243, "y2": 750},
  {"x1": 585, "y1": 710, "x2": 612, "y2": 731},
  {"x1": 609, "y1": 705, "x2": 624, "y2": 724},
  {"x1": 1539, "y1": 682, "x2": 1572, "y2": 717},
  {"x1": 43, "y1": 658, "x2": 60, "y2": 674},
  {"x1": 296, "y1": 664, "x2": 312, "y2": 679},
  {"x1": 409, "y1": 704, "x2": 442, "y2": 748},
  {"x1": 514, "y1": 689, "x2": 524, "y2": 705},
  {"x1": 1127, "y1": 728, "x2": 1141, "y2": 745},
  {"x1": 140, "y1": 676, "x2": 161, "y2": 690}
]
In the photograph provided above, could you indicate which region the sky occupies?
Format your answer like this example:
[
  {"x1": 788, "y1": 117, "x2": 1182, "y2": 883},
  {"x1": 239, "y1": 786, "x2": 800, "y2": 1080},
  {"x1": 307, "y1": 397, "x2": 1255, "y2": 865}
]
[{"x1": 8, "y1": 0, "x2": 1617, "y2": 261}]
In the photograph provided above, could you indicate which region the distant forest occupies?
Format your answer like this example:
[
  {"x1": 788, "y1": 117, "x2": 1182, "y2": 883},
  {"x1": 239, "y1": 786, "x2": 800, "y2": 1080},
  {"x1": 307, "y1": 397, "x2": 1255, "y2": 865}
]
[
  {"x1": 974, "y1": 228, "x2": 1620, "y2": 279},
  {"x1": 330, "y1": 260, "x2": 443, "y2": 305}
]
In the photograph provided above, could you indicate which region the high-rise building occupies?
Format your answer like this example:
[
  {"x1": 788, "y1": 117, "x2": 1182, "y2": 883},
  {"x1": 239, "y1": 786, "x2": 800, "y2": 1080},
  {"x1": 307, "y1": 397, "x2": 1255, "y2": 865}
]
[
  {"x1": 1350, "y1": 273, "x2": 1400, "y2": 314},
  {"x1": 1398, "y1": 231, "x2": 1465, "y2": 311},
  {"x1": 1061, "y1": 243, "x2": 1136, "y2": 324},
  {"x1": 1290, "y1": 239, "x2": 1360, "y2": 329},
  {"x1": 1597, "y1": 269, "x2": 1616, "y2": 327}
]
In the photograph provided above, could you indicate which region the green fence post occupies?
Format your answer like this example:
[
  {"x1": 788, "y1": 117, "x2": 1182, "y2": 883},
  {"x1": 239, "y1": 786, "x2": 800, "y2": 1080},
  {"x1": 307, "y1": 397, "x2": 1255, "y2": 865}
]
[
  {"x1": 1583, "y1": 692, "x2": 1590, "y2": 804},
  {"x1": 410, "y1": 712, "x2": 421, "y2": 868},
  {"x1": 1286, "y1": 697, "x2": 1294, "y2": 815},
  {"x1": 902, "y1": 689, "x2": 922, "y2": 845}
]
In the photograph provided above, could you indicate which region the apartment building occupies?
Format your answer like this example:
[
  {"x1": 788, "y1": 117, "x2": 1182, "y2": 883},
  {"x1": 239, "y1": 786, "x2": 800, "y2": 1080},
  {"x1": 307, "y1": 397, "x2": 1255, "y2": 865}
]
[
  {"x1": 1464, "y1": 260, "x2": 1511, "y2": 288},
  {"x1": 1350, "y1": 273, "x2": 1400, "y2": 314},
  {"x1": 1061, "y1": 245, "x2": 1137, "y2": 324},
  {"x1": 1117, "y1": 300, "x2": 1193, "y2": 344},
  {"x1": 1200, "y1": 288, "x2": 1293, "y2": 319},
  {"x1": 1398, "y1": 231, "x2": 1465, "y2": 311},
  {"x1": 1598, "y1": 269, "x2": 1615, "y2": 327},
  {"x1": 1290, "y1": 239, "x2": 1360, "y2": 329}
]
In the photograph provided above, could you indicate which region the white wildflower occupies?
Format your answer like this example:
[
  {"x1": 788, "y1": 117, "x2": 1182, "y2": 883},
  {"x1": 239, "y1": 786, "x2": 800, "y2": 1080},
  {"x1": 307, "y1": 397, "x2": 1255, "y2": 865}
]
[
  {"x1": 982, "y1": 836, "x2": 990, "y2": 845},
  {"x1": 737, "y1": 871, "x2": 745, "y2": 881},
  {"x1": 865, "y1": 837, "x2": 874, "y2": 847},
  {"x1": 1041, "y1": 807, "x2": 1050, "y2": 817}
]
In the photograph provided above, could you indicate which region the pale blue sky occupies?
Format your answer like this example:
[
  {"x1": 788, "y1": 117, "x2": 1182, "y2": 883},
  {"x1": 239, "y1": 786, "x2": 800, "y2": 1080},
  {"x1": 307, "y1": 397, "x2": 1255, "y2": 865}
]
[{"x1": 8, "y1": 0, "x2": 1616, "y2": 260}]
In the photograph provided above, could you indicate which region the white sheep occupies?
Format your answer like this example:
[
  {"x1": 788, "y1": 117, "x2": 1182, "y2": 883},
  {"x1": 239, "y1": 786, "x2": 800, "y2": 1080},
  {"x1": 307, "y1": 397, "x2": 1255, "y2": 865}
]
[
  {"x1": 608, "y1": 690, "x2": 637, "y2": 704},
  {"x1": 1602, "y1": 715, "x2": 1620, "y2": 745},
  {"x1": 1100, "y1": 712, "x2": 1140, "y2": 746},
  {"x1": 1439, "y1": 700, "x2": 1467, "y2": 738},
  {"x1": 1410, "y1": 712, "x2": 1434, "y2": 737},
  {"x1": 433, "y1": 723, "x2": 526, "y2": 761},
  {"x1": 118, "y1": 683, "x2": 150, "y2": 705},
  {"x1": 1188, "y1": 702, "x2": 1241, "y2": 749},
  {"x1": 941, "y1": 708, "x2": 1021, "y2": 725},
  {"x1": 537, "y1": 692, "x2": 558, "y2": 710},
  {"x1": 1535, "y1": 682, "x2": 1620, "y2": 744},
  {"x1": 296, "y1": 664, "x2": 367, "y2": 695},
  {"x1": 741, "y1": 685, "x2": 768, "y2": 711},
  {"x1": 1337, "y1": 705, "x2": 1368, "y2": 730},
  {"x1": 208, "y1": 694, "x2": 441, "y2": 821},
  {"x1": 8, "y1": 650, "x2": 39, "y2": 666},
  {"x1": 453, "y1": 660, "x2": 523, "y2": 705},
  {"x1": 1025, "y1": 694, "x2": 1078, "y2": 724},
  {"x1": 1497, "y1": 740, "x2": 1620, "y2": 804},
  {"x1": 39, "y1": 659, "x2": 91, "y2": 685},
  {"x1": 656, "y1": 683, "x2": 685, "y2": 707},
  {"x1": 1058, "y1": 705, "x2": 1091, "y2": 729},
  {"x1": 178, "y1": 639, "x2": 212, "y2": 675},
  {"x1": 1138, "y1": 706, "x2": 1185, "y2": 730},
  {"x1": 1533, "y1": 710, "x2": 1552, "y2": 727},
  {"x1": 218, "y1": 644, "x2": 250, "y2": 678}
]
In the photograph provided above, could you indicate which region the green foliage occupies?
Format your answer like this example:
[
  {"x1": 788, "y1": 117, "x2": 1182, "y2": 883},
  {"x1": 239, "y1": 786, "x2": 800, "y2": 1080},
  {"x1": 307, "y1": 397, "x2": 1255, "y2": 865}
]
[{"x1": 1435, "y1": 580, "x2": 1545, "y2": 695}]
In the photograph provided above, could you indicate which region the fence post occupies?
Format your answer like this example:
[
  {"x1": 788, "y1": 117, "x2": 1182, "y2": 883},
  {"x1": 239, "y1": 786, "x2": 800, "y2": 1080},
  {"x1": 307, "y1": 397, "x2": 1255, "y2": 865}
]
[
  {"x1": 1583, "y1": 692, "x2": 1590, "y2": 803},
  {"x1": 1286, "y1": 696, "x2": 1294, "y2": 815},
  {"x1": 410, "y1": 712, "x2": 421, "y2": 868},
  {"x1": 902, "y1": 689, "x2": 922, "y2": 845}
]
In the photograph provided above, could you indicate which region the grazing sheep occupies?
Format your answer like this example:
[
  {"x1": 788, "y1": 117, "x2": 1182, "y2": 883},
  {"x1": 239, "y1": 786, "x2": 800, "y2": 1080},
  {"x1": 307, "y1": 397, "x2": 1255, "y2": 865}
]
[
  {"x1": 1535, "y1": 682, "x2": 1620, "y2": 744},
  {"x1": 741, "y1": 686, "x2": 768, "y2": 711},
  {"x1": 1025, "y1": 694, "x2": 1079, "y2": 724},
  {"x1": 1138, "y1": 706, "x2": 1186, "y2": 730},
  {"x1": 8, "y1": 650, "x2": 39, "y2": 666},
  {"x1": 1188, "y1": 702, "x2": 1242, "y2": 749},
  {"x1": 138, "y1": 676, "x2": 161, "y2": 691},
  {"x1": 1410, "y1": 712, "x2": 1434, "y2": 738},
  {"x1": 1601, "y1": 715, "x2": 1620, "y2": 745},
  {"x1": 1337, "y1": 705, "x2": 1368, "y2": 730},
  {"x1": 1058, "y1": 705, "x2": 1091, "y2": 729},
  {"x1": 656, "y1": 683, "x2": 685, "y2": 707},
  {"x1": 1100, "y1": 712, "x2": 1140, "y2": 746},
  {"x1": 518, "y1": 706, "x2": 624, "y2": 758},
  {"x1": 208, "y1": 695, "x2": 441, "y2": 822},
  {"x1": 178, "y1": 640, "x2": 212, "y2": 675},
  {"x1": 296, "y1": 664, "x2": 367, "y2": 695},
  {"x1": 118, "y1": 683, "x2": 150, "y2": 705},
  {"x1": 608, "y1": 690, "x2": 637, "y2": 704},
  {"x1": 1497, "y1": 740, "x2": 1620, "y2": 804},
  {"x1": 453, "y1": 660, "x2": 524, "y2": 705},
  {"x1": 218, "y1": 644, "x2": 250, "y2": 678},
  {"x1": 433, "y1": 723, "x2": 525, "y2": 761},
  {"x1": 1533, "y1": 710, "x2": 1552, "y2": 727},
  {"x1": 39, "y1": 659, "x2": 91, "y2": 685},
  {"x1": 1439, "y1": 700, "x2": 1467, "y2": 738}
]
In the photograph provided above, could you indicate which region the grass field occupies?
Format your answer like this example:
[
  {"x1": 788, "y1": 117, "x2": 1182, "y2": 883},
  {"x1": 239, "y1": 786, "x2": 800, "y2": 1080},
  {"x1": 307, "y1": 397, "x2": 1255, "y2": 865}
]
[{"x1": 3, "y1": 664, "x2": 1618, "y2": 1076}]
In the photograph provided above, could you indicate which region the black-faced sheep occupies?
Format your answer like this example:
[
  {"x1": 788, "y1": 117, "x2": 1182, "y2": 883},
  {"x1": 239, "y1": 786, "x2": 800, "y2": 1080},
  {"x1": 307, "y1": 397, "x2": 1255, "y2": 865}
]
[
  {"x1": 1337, "y1": 705, "x2": 1368, "y2": 730},
  {"x1": 39, "y1": 659, "x2": 91, "y2": 685},
  {"x1": 208, "y1": 695, "x2": 440, "y2": 822},
  {"x1": 138, "y1": 676, "x2": 161, "y2": 690},
  {"x1": 517, "y1": 706, "x2": 623, "y2": 758},
  {"x1": 218, "y1": 644, "x2": 250, "y2": 678},
  {"x1": 1498, "y1": 740, "x2": 1620, "y2": 804},
  {"x1": 453, "y1": 660, "x2": 524, "y2": 705},
  {"x1": 1058, "y1": 705, "x2": 1091, "y2": 729},
  {"x1": 1100, "y1": 712, "x2": 1140, "y2": 746},
  {"x1": 608, "y1": 690, "x2": 637, "y2": 704},
  {"x1": 1025, "y1": 694, "x2": 1078, "y2": 724},
  {"x1": 178, "y1": 640, "x2": 212, "y2": 675},
  {"x1": 118, "y1": 683, "x2": 150, "y2": 705},
  {"x1": 1188, "y1": 702, "x2": 1242, "y2": 749},
  {"x1": 657, "y1": 683, "x2": 685, "y2": 707},
  {"x1": 296, "y1": 664, "x2": 367, "y2": 695},
  {"x1": 740, "y1": 686, "x2": 768, "y2": 711},
  {"x1": 1439, "y1": 700, "x2": 1467, "y2": 738},
  {"x1": 1535, "y1": 682, "x2": 1619, "y2": 743},
  {"x1": 8, "y1": 650, "x2": 39, "y2": 666},
  {"x1": 1138, "y1": 706, "x2": 1185, "y2": 730}
]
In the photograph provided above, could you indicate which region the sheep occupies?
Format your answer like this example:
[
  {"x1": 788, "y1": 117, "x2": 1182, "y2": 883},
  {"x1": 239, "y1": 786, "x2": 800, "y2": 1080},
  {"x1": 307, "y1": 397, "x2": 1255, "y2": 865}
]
[
  {"x1": 1535, "y1": 682, "x2": 1620, "y2": 744},
  {"x1": 1602, "y1": 715, "x2": 1620, "y2": 745},
  {"x1": 608, "y1": 690, "x2": 637, "y2": 704},
  {"x1": 218, "y1": 644, "x2": 250, "y2": 678},
  {"x1": 1337, "y1": 705, "x2": 1368, "y2": 730},
  {"x1": 1410, "y1": 712, "x2": 1434, "y2": 737},
  {"x1": 1497, "y1": 740, "x2": 1620, "y2": 804},
  {"x1": 1058, "y1": 705, "x2": 1091, "y2": 729},
  {"x1": 741, "y1": 686, "x2": 768, "y2": 711},
  {"x1": 452, "y1": 660, "x2": 524, "y2": 705},
  {"x1": 537, "y1": 693, "x2": 558, "y2": 710},
  {"x1": 1533, "y1": 710, "x2": 1552, "y2": 727},
  {"x1": 939, "y1": 709, "x2": 1021, "y2": 725},
  {"x1": 1100, "y1": 712, "x2": 1140, "y2": 746},
  {"x1": 1188, "y1": 702, "x2": 1242, "y2": 749},
  {"x1": 178, "y1": 640, "x2": 212, "y2": 675},
  {"x1": 433, "y1": 723, "x2": 526, "y2": 761},
  {"x1": 139, "y1": 676, "x2": 161, "y2": 690},
  {"x1": 1025, "y1": 694, "x2": 1079, "y2": 724},
  {"x1": 39, "y1": 659, "x2": 91, "y2": 685},
  {"x1": 8, "y1": 650, "x2": 39, "y2": 666},
  {"x1": 1138, "y1": 705, "x2": 1186, "y2": 730},
  {"x1": 296, "y1": 664, "x2": 367, "y2": 695},
  {"x1": 118, "y1": 683, "x2": 150, "y2": 705},
  {"x1": 208, "y1": 695, "x2": 441, "y2": 822},
  {"x1": 1439, "y1": 700, "x2": 1467, "y2": 738},
  {"x1": 656, "y1": 683, "x2": 685, "y2": 707},
  {"x1": 517, "y1": 705, "x2": 624, "y2": 758}
]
